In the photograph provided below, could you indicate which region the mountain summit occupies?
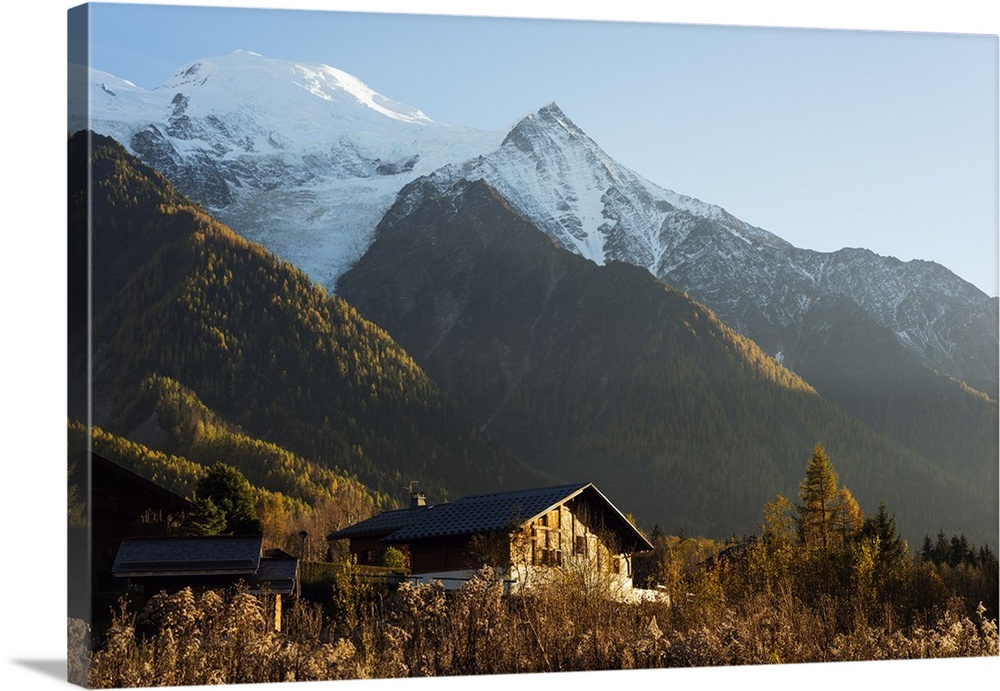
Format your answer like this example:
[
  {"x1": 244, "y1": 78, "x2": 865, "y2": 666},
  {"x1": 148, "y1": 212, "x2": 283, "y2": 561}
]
[
  {"x1": 443, "y1": 100, "x2": 783, "y2": 269},
  {"x1": 411, "y1": 104, "x2": 998, "y2": 396},
  {"x1": 71, "y1": 50, "x2": 503, "y2": 287}
]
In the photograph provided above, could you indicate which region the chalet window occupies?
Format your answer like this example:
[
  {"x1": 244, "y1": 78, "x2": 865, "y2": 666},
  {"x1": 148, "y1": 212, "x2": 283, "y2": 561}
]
[
  {"x1": 359, "y1": 549, "x2": 376, "y2": 564},
  {"x1": 534, "y1": 548, "x2": 562, "y2": 566},
  {"x1": 611, "y1": 556, "x2": 621, "y2": 574},
  {"x1": 139, "y1": 508, "x2": 163, "y2": 524},
  {"x1": 574, "y1": 535, "x2": 587, "y2": 557}
]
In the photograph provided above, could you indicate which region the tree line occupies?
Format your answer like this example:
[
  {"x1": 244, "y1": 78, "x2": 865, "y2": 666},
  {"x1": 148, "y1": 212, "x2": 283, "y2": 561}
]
[{"x1": 636, "y1": 443, "x2": 998, "y2": 628}]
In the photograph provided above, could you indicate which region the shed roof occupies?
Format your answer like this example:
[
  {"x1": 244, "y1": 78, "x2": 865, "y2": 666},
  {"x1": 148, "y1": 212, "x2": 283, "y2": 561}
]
[
  {"x1": 112, "y1": 536, "x2": 263, "y2": 577},
  {"x1": 251, "y1": 556, "x2": 299, "y2": 596}
]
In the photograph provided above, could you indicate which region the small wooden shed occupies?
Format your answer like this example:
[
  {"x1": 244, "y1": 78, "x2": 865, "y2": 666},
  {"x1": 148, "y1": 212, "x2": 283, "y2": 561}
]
[{"x1": 112, "y1": 536, "x2": 299, "y2": 629}]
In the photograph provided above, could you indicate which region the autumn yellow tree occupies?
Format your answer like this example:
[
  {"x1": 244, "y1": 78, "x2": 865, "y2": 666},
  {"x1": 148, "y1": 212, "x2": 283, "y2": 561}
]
[
  {"x1": 830, "y1": 486, "x2": 864, "y2": 548},
  {"x1": 795, "y1": 443, "x2": 840, "y2": 551}
]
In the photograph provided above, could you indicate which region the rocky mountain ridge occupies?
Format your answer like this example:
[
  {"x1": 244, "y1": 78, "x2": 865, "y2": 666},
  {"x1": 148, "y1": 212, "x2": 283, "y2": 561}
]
[
  {"x1": 414, "y1": 103, "x2": 998, "y2": 396},
  {"x1": 338, "y1": 175, "x2": 997, "y2": 544}
]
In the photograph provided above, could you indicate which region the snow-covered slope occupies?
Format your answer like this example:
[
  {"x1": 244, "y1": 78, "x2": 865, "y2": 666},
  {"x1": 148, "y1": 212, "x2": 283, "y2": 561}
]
[
  {"x1": 71, "y1": 51, "x2": 503, "y2": 287},
  {"x1": 396, "y1": 104, "x2": 998, "y2": 393}
]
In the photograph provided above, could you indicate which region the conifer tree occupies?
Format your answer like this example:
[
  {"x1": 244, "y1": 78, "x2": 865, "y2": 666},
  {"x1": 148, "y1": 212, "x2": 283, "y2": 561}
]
[
  {"x1": 859, "y1": 501, "x2": 909, "y2": 604},
  {"x1": 921, "y1": 534, "x2": 935, "y2": 562},
  {"x1": 182, "y1": 496, "x2": 228, "y2": 536},
  {"x1": 934, "y1": 530, "x2": 951, "y2": 564},
  {"x1": 830, "y1": 486, "x2": 864, "y2": 548},
  {"x1": 860, "y1": 501, "x2": 908, "y2": 566},
  {"x1": 796, "y1": 443, "x2": 840, "y2": 551},
  {"x1": 196, "y1": 463, "x2": 262, "y2": 535}
]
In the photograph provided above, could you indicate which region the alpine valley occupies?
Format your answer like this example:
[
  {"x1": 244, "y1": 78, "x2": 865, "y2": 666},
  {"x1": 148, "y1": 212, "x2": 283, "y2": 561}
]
[{"x1": 70, "y1": 51, "x2": 998, "y2": 546}]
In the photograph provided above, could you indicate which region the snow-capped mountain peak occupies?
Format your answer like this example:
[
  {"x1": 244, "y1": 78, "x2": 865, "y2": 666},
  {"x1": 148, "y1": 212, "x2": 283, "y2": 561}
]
[
  {"x1": 391, "y1": 103, "x2": 997, "y2": 392},
  {"x1": 426, "y1": 103, "x2": 788, "y2": 272},
  {"x1": 156, "y1": 51, "x2": 433, "y2": 128},
  {"x1": 74, "y1": 51, "x2": 503, "y2": 286}
]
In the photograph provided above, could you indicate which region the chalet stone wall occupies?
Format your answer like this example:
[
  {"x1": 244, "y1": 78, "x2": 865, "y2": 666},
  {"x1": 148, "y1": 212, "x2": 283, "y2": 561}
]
[{"x1": 511, "y1": 499, "x2": 632, "y2": 585}]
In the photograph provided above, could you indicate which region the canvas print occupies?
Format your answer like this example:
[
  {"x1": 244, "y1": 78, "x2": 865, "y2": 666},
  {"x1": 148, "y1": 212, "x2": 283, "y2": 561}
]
[{"x1": 67, "y1": 2, "x2": 999, "y2": 688}]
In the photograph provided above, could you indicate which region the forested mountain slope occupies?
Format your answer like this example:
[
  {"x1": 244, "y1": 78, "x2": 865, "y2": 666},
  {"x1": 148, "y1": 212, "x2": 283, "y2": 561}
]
[
  {"x1": 338, "y1": 177, "x2": 998, "y2": 545},
  {"x1": 68, "y1": 130, "x2": 542, "y2": 506}
]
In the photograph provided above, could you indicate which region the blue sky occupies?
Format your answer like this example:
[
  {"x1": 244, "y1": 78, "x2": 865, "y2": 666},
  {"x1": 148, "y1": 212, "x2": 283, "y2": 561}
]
[{"x1": 74, "y1": 2, "x2": 999, "y2": 295}]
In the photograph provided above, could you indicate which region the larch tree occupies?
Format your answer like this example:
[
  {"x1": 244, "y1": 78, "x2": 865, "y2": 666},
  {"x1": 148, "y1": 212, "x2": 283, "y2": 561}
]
[
  {"x1": 763, "y1": 494, "x2": 796, "y2": 548},
  {"x1": 796, "y1": 443, "x2": 840, "y2": 551},
  {"x1": 831, "y1": 486, "x2": 864, "y2": 548}
]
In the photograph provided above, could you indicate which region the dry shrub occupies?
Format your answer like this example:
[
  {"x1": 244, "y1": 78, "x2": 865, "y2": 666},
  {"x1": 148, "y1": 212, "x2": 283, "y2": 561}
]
[
  {"x1": 84, "y1": 566, "x2": 999, "y2": 687},
  {"x1": 88, "y1": 586, "x2": 360, "y2": 687},
  {"x1": 916, "y1": 600, "x2": 999, "y2": 658},
  {"x1": 445, "y1": 567, "x2": 513, "y2": 675},
  {"x1": 383, "y1": 579, "x2": 449, "y2": 675}
]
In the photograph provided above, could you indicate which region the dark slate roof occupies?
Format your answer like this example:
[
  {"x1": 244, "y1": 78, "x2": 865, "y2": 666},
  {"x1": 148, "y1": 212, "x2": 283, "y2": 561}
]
[
  {"x1": 112, "y1": 536, "x2": 263, "y2": 577},
  {"x1": 330, "y1": 483, "x2": 653, "y2": 552},
  {"x1": 263, "y1": 548, "x2": 296, "y2": 560},
  {"x1": 326, "y1": 505, "x2": 438, "y2": 541},
  {"x1": 72, "y1": 451, "x2": 194, "y2": 512},
  {"x1": 386, "y1": 483, "x2": 590, "y2": 542}
]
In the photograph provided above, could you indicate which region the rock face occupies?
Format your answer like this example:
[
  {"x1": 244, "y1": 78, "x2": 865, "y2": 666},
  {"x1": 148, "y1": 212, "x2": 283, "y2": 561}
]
[{"x1": 410, "y1": 103, "x2": 998, "y2": 397}]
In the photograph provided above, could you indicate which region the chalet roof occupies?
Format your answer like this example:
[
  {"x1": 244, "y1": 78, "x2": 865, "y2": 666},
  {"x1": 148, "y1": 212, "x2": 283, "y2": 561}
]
[
  {"x1": 330, "y1": 483, "x2": 653, "y2": 553},
  {"x1": 71, "y1": 451, "x2": 194, "y2": 513},
  {"x1": 387, "y1": 483, "x2": 591, "y2": 542},
  {"x1": 326, "y1": 504, "x2": 439, "y2": 541},
  {"x1": 112, "y1": 536, "x2": 263, "y2": 578}
]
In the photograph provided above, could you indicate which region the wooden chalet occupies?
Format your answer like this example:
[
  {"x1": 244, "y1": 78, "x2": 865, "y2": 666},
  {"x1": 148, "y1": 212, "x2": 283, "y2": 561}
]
[
  {"x1": 68, "y1": 451, "x2": 195, "y2": 614},
  {"x1": 327, "y1": 482, "x2": 653, "y2": 596},
  {"x1": 112, "y1": 536, "x2": 299, "y2": 630}
]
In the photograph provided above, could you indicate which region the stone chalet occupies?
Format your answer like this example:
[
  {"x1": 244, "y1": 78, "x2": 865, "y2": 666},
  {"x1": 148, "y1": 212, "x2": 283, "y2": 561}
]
[{"x1": 327, "y1": 482, "x2": 654, "y2": 597}]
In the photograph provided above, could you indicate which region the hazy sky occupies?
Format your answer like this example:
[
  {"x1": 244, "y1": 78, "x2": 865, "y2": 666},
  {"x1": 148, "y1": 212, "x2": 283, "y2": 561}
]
[{"x1": 75, "y1": 2, "x2": 999, "y2": 295}]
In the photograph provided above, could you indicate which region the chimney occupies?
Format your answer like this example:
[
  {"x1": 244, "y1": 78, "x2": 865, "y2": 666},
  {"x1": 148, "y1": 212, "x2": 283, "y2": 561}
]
[{"x1": 410, "y1": 490, "x2": 427, "y2": 509}]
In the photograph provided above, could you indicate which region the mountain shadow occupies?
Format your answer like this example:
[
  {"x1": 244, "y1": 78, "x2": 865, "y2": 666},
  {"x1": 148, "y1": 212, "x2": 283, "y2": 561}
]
[{"x1": 783, "y1": 295, "x2": 997, "y2": 492}]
